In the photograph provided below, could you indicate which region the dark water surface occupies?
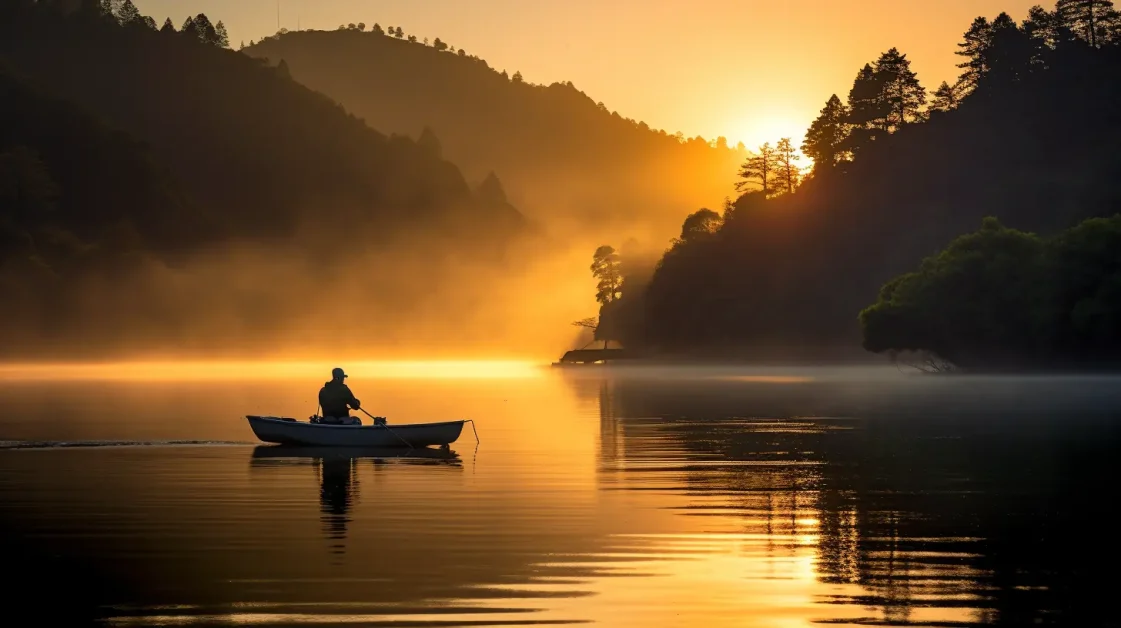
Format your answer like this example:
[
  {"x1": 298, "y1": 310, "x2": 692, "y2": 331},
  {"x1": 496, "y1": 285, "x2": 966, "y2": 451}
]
[{"x1": 1, "y1": 363, "x2": 1119, "y2": 626}]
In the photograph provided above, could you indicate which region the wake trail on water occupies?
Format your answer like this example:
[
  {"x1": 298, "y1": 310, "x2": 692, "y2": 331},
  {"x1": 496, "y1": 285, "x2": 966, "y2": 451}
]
[{"x1": 0, "y1": 440, "x2": 254, "y2": 450}]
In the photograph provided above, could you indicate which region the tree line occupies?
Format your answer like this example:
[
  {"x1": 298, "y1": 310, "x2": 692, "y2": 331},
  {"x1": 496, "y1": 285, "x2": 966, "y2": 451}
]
[
  {"x1": 1, "y1": 2, "x2": 527, "y2": 358},
  {"x1": 585, "y1": 0, "x2": 1121, "y2": 362},
  {"x1": 739, "y1": 1, "x2": 1121, "y2": 197},
  {"x1": 861, "y1": 215, "x2": 1121, "y2": 370},
  {"x1": 243, "y1": 27, "x2": 750, "y2": 241}
]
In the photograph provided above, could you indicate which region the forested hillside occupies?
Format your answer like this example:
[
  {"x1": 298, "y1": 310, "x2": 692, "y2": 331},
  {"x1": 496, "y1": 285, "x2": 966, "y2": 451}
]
[
  {"x1": 599, "y1": 2, "x2": 1121, "y2": 357},
  {"x1": 0, "y1": 1, "x2": 529, "y2": 358},
  {"x1": 245, "y1": 28, "x2": 746, "y2": 240}
]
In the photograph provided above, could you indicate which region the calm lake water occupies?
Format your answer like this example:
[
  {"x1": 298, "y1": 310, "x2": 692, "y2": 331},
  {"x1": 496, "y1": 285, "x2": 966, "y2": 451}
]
[{"x1": 1, "y1": 363, "x2": 1119, "y2": 627}]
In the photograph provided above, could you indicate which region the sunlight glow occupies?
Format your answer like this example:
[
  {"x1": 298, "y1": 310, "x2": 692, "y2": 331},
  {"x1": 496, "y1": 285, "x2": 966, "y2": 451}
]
[
  {"x1": 0, "y1": 360, "x2": 542, "y2": 381},
  {"x1": 735, "y1": 115, "x2": 808, "y2": 153}
]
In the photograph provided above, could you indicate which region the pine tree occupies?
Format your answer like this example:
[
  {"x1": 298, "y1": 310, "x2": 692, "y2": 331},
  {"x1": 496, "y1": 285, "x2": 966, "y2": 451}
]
[
  {"x1": 928, "y1": 81, "x2": 960, "y2": 113},
  {"x1": 875, "y1": 48, "x2": 926, "y2": 129},
  {"x1": 214, "y1": 20, "x2": 230, "y2": 48},
  {"x1": 591, "y1": 246, "x2": 622, "y2": 305},
  {"x1": 190, "y1": 13, "x2": 217, "y2": 45},
  {"x1": 1056, "y1": 0, "x2": 1120, "y2": 47},
  {"x1": 774, "y1": 138, "x2": 801, "y2": 194},
  {"x1": 372, "y1": 23, "x2": 384, "y2": 35},
  {"x1": 115, "y1": 0, "x2": 140, "y2": 25},
  {"x1": 512, "y1": 71, "x2": 524, "y2": 83},
  {"x1": 736, "y1": 142, "x2": 779, "y2": 196},
  {"x1": 802, "y1": 94, "x2": 850, "y2": 169},
  {"x1": 844, "y1": 64, "x2": 888, "y2": 155},
  {"x1": 1024, "y1": 4, "x2": 1061, "y2": 47},
  {"x1": 956, "y1": 17, "x2": 993, "y2": 91},
  {"x1": 984, "y1": 13, "x2": 1035, "y2": 86}
]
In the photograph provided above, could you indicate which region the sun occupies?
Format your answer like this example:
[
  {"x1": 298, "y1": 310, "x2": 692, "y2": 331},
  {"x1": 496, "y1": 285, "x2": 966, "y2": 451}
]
[{"x1": 734, "y1": 115, "x2": 808, "y2": 153}]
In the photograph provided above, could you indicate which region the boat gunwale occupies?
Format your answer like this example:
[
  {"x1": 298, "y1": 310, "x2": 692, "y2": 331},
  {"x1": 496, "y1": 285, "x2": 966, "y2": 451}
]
[{"x1": 245, "y1": 415, "x2": 466, "y2": 431}]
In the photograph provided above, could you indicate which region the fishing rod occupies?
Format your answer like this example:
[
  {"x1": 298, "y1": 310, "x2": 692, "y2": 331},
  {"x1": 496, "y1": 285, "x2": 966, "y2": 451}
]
[{"x1": 357, "y1": 407, "x2": 413, "y2": 449}]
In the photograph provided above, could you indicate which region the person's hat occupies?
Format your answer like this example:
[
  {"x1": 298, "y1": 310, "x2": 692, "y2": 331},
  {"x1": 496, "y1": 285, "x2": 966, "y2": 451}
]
[{"x1": 331, "y1": 367, "x2": 347, "y2": 379}]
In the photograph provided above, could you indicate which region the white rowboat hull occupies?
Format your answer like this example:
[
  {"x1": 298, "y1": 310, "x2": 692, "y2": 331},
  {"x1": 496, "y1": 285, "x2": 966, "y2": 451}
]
[{"x1": 246, "y1": 415, "x2": 464, "y2": 447}]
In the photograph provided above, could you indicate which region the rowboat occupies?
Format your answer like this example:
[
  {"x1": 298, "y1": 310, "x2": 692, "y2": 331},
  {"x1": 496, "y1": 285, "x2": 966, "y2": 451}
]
[{"x1": 245, "y1": 415, "x2": 465, "y2": 448}]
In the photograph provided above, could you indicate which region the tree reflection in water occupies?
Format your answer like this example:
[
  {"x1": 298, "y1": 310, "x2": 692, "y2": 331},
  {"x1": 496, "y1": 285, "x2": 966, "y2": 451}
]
[{"x1": 563, "y1": 369, "x2": 1121, "y2": 626}]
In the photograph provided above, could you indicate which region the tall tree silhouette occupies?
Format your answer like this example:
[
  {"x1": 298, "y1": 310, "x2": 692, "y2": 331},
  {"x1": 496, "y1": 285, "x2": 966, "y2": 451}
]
[
  {"x1": 983, "y1": 13, "x2": 1035, "y2": 87},
  {"x1": 591, "y1": 245, "x2": 622, "y2": 305},
  {"x1": 774, "y1": 138, "x2": 801, "y2": 194},
  {"x1": 736, "y1": 142, "x2": 779, "y2": 196},
  {"x1": 957, "y1": 17, "x2": 993, "y2": 91},
  {"x1": 803, "y1": 94, "x2": 849, "y2": 170},
  {"x1": 214, "y1": 20, "x2": 229, "y2": 48},
  {"x1": 115, "y1": 0, "x2": 139, "y2": 25},
  {"x1": 160, "y1": 17, "x2": 175, "y2": 33},
  {"x1": 844, "y1": 64, "x2": 887, "y2": 155},
  {"x1": 1023, "y1": 5, "x2": 1064, "y2": 49},
  {"x1": 928, "y1": 81, "x2": 960, "y2": 112},
  {"x1": 371, "y1": 23, "x2": 384, "y2": 35},
  {"x1": 1056, "y1": 0, "x2": 1120, "y2": 47},
  {"x1": 875, "y1": 48, "x2": 926, "y2": 129},
  {"x1": 433, "y1": 37, "x2": 448, "y2": 51},
  {"x1": 182, "y1": 13, "x2": 222, "y2": 46}
]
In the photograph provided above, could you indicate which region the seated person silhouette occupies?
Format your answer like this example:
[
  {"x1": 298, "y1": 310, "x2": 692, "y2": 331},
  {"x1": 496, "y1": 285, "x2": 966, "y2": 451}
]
[{"x1": 318, "y1": 367, "x2": 362, "y2": 425}]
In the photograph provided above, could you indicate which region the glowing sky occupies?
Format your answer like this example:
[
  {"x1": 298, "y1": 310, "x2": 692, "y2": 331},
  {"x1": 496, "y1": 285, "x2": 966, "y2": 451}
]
[{"x1": 135, "y1": 0, "x2": 1041, "y2": 150}]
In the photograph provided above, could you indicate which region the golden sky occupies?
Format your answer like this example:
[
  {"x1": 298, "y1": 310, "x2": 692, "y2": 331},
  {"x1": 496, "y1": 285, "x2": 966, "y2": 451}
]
[{"x1": 136, "y1": 0, "x2": 1041, "y2": 150}]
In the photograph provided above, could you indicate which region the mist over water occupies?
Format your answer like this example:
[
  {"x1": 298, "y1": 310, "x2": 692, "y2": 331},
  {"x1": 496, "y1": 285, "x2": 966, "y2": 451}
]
[{"x1": 1, "y1": 364, "x2": 1117, "y2": 626}]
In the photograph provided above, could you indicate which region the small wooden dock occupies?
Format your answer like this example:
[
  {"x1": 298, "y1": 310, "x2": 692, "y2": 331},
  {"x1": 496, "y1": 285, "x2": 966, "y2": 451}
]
[{"x1": 552, "y1": 348, "x2": 633, "y2": 365}]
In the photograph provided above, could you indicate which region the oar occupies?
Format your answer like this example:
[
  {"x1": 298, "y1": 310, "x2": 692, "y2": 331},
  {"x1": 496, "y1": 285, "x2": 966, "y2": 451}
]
[{"x1": 357, "y1": 407, "x2": 413, "y2": 449}]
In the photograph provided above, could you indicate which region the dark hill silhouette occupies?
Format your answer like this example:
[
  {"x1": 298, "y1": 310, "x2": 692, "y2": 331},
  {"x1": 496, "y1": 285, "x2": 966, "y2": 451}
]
[
  {"x1": 244, "y1": 29, "x2": 746, "y2": 240},
  {"x1": 600, "y1": 4, "x2": 1121, "y2": 358},
  {"x1": 1, "y1": 67, "x2": 197, "y2": 269},
  {"x1": 0, "y1": 3, "x2": 529, "y2": 358},
  {"x1": 0, "y1": 7, "x2": 524, "y2": 246}
]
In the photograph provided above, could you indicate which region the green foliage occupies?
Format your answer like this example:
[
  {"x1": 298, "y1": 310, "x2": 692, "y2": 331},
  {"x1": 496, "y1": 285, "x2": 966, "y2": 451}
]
[{"x1": 860, "y1": 215, "x2": 1121, "y2": 368}]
